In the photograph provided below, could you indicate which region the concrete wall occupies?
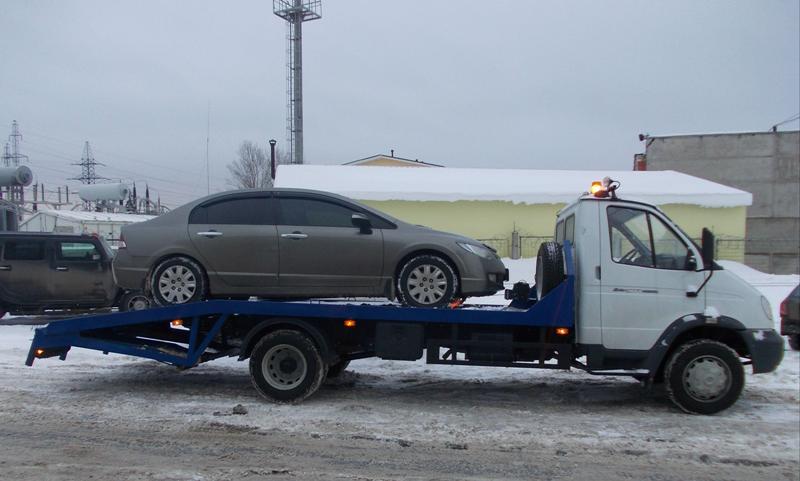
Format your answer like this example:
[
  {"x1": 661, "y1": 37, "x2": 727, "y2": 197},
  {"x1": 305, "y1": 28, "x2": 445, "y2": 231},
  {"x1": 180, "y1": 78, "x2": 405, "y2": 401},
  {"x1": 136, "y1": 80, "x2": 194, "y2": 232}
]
[
  {"x1": 360, "y1": 199, "x2": 747, "y2": 260},
  {"x1": 645, "y1": 131, "x2": 800, "y2": 274}
]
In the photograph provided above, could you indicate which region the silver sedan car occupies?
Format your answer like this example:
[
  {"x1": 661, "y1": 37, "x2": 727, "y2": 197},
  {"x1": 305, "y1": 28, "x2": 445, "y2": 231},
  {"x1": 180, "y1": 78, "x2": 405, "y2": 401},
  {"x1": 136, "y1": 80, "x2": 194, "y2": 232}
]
[{"x1": 113, "y1": 189, "x2": 508, "y2": 308}]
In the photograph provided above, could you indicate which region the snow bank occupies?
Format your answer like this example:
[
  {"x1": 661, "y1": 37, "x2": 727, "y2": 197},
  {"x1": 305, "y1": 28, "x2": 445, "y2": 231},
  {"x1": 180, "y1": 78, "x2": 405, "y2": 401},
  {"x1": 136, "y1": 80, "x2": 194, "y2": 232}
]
[{"x1": 275, "y1": 165, "x2": 753, "y2": 207}]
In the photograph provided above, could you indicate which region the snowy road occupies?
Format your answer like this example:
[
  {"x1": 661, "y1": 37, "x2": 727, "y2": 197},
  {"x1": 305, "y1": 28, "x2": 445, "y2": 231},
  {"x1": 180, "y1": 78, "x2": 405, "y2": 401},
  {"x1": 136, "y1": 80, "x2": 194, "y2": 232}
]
[
  {"x1": 0, "y1": 260, "x2": 797, "y2": 480},
  {"x1": 0, "y1": 323, "x2": 798, "y2": 481}
]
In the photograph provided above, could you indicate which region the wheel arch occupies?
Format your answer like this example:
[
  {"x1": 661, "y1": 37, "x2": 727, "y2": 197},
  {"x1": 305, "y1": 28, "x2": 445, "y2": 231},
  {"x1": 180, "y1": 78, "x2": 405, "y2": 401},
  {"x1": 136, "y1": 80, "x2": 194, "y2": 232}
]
[
  {"x1": 394, "y1": 249, "x2": 462, "y2": 289},
  {"x1": 645, "y1": 314, "x2": 750, "y2": 381},
  {"x1": 238, "y1": 317, "x2": 334, "y2": 364}
]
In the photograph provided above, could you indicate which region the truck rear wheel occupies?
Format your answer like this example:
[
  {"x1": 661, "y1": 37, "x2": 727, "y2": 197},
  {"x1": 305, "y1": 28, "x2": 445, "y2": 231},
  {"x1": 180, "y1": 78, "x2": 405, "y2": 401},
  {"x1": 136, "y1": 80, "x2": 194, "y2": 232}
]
[
  {"x1": 249, "y1": 329, "x2": 327, "y2": 404},
  {"x1": 535, "y1": 242, "x2": 565, "y2": 300},
  {"x1": 664, "y1": 339, "x2": 744, "y2": 415}
]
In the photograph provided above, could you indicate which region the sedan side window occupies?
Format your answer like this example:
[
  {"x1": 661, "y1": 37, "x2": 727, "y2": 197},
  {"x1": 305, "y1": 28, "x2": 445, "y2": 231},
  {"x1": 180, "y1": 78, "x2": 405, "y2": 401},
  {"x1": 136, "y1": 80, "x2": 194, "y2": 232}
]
[
  {"x1": 190, "y1": 197, "x2": 273, "y2": 225},
  {"x1": 3, "y1": 240, "x2": 45, "y2": 261},
  {"x1": 279, "y1": 198, "x2": 357, "y2": 228}
]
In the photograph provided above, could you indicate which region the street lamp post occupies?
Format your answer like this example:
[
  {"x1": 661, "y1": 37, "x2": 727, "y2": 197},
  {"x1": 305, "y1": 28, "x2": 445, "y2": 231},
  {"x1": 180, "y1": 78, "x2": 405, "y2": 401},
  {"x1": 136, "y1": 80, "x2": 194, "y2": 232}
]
[{"x1": 269, "y1": 139, "x2": 277, "y2": 181}]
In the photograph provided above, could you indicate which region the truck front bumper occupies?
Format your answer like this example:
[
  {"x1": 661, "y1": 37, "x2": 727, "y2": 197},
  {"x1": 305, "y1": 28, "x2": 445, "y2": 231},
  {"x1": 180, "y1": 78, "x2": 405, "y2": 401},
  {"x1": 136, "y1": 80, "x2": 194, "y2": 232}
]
[{"x1": 742, "y1": 328, "x2": 784, "y2": 374}]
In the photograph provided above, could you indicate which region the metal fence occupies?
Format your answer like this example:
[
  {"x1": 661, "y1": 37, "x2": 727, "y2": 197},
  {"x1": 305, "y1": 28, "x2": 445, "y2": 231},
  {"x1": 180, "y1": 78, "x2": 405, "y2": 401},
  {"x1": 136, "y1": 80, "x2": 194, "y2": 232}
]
[{"x1": 477, "y1": 238, "x2": 511, "y2": 258}]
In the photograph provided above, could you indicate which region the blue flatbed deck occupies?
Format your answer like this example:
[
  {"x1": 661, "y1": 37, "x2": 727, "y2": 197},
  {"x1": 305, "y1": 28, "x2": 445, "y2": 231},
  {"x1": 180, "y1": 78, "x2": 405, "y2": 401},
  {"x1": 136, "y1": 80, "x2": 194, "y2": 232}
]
[{"x1": 27, "y1": 245, "x2": 575, "y2": 370}]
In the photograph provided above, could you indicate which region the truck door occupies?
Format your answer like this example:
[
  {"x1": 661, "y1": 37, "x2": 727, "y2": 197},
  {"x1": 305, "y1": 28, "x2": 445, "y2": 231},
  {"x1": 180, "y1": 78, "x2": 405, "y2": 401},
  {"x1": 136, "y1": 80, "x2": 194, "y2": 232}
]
[
  {"x1": 0, "y1": 238, "x2": 51, "y2": 306},
  {"x1": 600, "y1": 205, "x2": 705, "y2": 350},
  {"x1": 51, "y1": 239, "x2": 113, "y2": 303}
]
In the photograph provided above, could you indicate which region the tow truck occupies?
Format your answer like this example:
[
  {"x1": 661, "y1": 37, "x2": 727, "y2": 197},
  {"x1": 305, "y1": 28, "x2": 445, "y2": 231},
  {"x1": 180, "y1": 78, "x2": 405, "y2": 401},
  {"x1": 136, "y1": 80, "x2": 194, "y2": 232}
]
[{"x1": 26, "y1": 179, "x2": 784, "y2": 414}]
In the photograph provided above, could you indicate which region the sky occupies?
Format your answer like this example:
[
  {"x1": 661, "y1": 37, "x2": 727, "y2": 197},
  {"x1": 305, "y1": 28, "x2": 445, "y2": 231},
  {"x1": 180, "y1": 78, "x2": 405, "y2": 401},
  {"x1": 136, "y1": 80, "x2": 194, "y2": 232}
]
[{"x1": 0, "y1": 0, "x2": 798, "y2": 207}]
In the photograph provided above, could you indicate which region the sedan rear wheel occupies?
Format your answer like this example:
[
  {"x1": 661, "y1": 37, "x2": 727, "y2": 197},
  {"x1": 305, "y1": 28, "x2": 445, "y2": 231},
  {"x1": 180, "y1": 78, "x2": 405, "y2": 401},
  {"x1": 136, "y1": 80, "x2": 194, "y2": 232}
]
[
  {"x1": 150, "y1": 257, "x2": 207, "y2": 306},
  {"x1": 397, "y1": 255, "x2": 458, "y2": 308}
]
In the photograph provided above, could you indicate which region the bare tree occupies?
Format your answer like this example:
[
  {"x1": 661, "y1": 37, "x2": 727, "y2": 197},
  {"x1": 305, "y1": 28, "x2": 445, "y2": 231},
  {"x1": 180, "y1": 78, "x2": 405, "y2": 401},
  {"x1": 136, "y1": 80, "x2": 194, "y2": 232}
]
[{"x1": 227, "y1": 141, "x2": 272, "y2": 189}]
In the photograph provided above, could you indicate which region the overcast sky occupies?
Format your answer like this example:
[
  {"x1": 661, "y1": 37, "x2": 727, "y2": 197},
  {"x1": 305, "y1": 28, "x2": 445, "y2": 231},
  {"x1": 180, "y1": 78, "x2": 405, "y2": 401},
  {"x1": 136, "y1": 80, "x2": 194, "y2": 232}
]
[{"x1": 1, "y1": 0, "x2": 798, "y2": 207}]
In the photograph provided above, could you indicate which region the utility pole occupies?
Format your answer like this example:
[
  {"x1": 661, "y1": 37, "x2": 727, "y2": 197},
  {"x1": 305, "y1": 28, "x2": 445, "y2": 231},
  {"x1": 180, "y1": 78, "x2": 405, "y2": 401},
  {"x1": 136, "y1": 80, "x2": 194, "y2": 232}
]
[
  {"x1": 273, "y1": 0, "x2": 321, "y2": 165},
  {"x1": 269, "y1": 139, "x2": 277, "y2": 181}
]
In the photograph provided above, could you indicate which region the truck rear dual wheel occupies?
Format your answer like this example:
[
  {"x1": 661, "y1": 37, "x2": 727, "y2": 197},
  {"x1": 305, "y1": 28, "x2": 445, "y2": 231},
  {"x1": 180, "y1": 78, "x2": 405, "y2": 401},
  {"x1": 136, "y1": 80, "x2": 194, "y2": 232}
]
[
  {"x1": 249, "y1": 330, "x2": 327, "y2": 403},
  {"x1": 665, "y1": 339, "x2": 744, "y2": 415}
]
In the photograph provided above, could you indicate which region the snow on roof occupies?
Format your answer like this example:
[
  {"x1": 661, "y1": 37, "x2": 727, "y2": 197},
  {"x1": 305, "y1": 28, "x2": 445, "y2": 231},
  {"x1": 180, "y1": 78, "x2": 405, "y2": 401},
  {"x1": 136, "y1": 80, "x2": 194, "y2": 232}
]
[
  {"x1": 30, "y1": 209, "x2": 156, "y2": 223},
  {"x1": 275, "y1": 165, "x2": 752, "y2": 208}
]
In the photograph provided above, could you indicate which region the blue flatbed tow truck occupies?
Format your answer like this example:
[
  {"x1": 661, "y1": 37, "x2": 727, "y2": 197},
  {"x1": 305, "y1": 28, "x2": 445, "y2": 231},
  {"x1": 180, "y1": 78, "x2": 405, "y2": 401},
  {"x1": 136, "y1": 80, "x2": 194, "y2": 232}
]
[{"x1": 26, "y1": 186, "x2": 785, "y2": 415}]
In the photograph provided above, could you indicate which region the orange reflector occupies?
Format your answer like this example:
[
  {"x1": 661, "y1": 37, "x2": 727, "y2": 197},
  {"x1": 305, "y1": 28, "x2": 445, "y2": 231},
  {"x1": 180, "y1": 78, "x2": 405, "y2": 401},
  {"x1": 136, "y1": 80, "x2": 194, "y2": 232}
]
[
  {"x1": 555, "y1": 327, "x2": 570, "y2": 336},
  {"x1": 590, "y1": 181, "x2": 603, "y2": 195},
  {"x1": 343, "y1": 319, "x2": 357, "y2": 328},
  {"x1": 170, "y1": 319, "x2": 183, "y2": 327},
  {"x1": 35, "y1": 348, "x2": 45, "y2": 357},
  {"x1": 449, "y1": 298, "x2": 465, "y2": 309}
]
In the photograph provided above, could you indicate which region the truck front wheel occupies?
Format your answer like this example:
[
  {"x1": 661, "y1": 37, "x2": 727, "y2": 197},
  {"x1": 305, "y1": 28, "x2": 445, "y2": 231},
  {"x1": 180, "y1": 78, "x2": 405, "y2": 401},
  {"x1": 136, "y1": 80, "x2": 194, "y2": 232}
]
[
  {"x1": 664, "y1": 339, "x2": 744, "y2": 415},
  {"x1": 249, "y1": 330, "x2": 327, "y2": 403}
]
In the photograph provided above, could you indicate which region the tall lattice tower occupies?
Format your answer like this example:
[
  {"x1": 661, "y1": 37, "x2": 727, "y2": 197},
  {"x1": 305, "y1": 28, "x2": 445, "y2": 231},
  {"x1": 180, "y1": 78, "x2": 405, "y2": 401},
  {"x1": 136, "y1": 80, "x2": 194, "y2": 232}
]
[
  {"x1": 273, "y1": 0, "x2": 321, "y2": 165},
  {"x1": 4, "y1": 121, "x2": 30, "y2": 204},
  {"x1": 70, "y1": 141, "x2": 106, "y2": 184}
]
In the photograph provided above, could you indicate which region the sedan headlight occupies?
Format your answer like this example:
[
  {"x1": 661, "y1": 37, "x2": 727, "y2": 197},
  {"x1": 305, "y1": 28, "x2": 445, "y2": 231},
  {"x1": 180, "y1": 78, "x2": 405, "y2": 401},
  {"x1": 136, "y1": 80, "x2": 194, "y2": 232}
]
[{"x1": 457, "y1": 242, "x2": 495, "y2": 259}]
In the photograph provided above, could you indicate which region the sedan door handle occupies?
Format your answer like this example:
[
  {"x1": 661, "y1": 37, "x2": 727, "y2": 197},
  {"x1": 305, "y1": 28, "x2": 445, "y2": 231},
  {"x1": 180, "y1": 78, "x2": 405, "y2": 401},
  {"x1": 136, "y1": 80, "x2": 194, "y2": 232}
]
[
  {"x1": 0, "y1": 265, "x2": 10, "y2": 271},
  {"x1": 55, "y1": 266, "x2": 69, "y2": 272},
  {"x1": 281, "y1": 232, "x2": 308, "y2": 240},
  {"x1": 197, "y1": 231, "x2": 223, "y2": 238}
]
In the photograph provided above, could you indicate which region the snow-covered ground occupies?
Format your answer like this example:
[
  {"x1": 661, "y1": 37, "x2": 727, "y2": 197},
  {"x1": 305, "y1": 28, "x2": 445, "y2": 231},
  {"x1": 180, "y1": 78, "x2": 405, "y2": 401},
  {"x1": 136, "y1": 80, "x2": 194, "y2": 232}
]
[{"x1": 0, "y1": 259, "x2": 797, "y2": 480}]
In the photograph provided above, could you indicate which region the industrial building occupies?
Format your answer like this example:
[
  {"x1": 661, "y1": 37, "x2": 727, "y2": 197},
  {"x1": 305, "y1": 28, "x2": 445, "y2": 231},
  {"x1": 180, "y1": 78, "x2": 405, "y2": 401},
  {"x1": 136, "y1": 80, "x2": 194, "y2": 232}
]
[
  {"x1": 275, "y1": 165, "x2": 752, "y2": 260},
  {"x1": 640, "y1": 130, "x2": 799, "y2": 274},
  {"x1": 19, "y1": 210, "x2": 155, "y2": 247}
]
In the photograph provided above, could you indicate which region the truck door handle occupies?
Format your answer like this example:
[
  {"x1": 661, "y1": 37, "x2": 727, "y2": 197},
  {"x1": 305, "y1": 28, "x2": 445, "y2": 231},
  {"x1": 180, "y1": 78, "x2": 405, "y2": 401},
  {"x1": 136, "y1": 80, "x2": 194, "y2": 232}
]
[
  {"x1": 197, "y1": 231, "x2": 223, "y2": 238},
  {"x1": 55, "y1": 266, "x2": 69, "y2": 272},
  {"x1": 281, "y1": 232, "x2": 308, "y2": 240},
  {"x1": 0, "y1": 265, "x2": 10, "y2": 271}
]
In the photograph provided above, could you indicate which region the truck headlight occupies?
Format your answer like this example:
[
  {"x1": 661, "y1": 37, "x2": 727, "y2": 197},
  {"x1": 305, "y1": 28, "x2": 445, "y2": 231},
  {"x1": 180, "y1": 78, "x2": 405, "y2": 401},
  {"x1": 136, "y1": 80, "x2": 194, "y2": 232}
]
[
  {"x1": 760, "y1": 296, "x2": 773, "y2": 321},
  {"x1": 457, "y1": 242, "x2": 495, "y2": 259}
]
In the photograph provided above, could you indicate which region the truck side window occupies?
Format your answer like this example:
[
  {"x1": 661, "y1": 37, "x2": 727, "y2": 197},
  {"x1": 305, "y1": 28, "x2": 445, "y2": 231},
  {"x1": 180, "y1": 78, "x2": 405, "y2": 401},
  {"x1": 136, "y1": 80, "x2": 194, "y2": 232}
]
[
  {"x1": 3, "y1": 240, "x2": 45, "y2": 261},
  {"x1": 650, "y1": 215, "x2": 691, "y2": 270},
  {"x1": 57, "y1": 242, "x2": 100, "y2": 261},
  {"x1": 555, "y1": 221, "x2": 565, "y2": 243},
  {"x1": 565, "y1": 215, "x2": 575, "y2": 245},
  {"x1": 607, "y1": 207, "x2": 654, "y2": 267}
]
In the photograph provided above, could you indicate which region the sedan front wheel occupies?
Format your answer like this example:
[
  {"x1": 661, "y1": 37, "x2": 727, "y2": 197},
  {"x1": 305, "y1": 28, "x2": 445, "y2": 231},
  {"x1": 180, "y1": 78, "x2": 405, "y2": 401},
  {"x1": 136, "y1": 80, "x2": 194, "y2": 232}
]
[{"x1": 397, "y1": 255, "x2": 458, "y2": 308}]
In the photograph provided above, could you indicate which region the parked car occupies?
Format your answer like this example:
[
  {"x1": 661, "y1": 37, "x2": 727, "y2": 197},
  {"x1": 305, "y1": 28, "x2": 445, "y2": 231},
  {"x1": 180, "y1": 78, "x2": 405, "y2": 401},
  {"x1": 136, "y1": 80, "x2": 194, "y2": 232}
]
[
  {"x1": 780, "y1": 285, "x2": 800, "y2": 351},
  {"x1": 113, "y1": 189, "x2": 508, "y2": 308},
  {"x1": 0, "y1": 232, "x2": 149, "y2": 316}
]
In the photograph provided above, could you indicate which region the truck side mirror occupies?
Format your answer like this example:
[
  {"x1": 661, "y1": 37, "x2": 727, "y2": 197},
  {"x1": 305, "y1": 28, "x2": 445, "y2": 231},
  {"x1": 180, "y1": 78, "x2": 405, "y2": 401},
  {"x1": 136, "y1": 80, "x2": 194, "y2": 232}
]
[
  {"x1": 701, "y1": 228, "x2": 715, "y2": 268},
  {"x1": 351, "y1": 213, "x2": 372, "y2": 234}
]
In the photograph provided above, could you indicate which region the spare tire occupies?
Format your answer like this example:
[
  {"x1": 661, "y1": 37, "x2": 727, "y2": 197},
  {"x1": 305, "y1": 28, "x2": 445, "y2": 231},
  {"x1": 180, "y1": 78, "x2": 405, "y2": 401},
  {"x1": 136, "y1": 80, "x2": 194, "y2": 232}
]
[{"x1": 535, "y1": 241, "x2": 565, "y2": 300}]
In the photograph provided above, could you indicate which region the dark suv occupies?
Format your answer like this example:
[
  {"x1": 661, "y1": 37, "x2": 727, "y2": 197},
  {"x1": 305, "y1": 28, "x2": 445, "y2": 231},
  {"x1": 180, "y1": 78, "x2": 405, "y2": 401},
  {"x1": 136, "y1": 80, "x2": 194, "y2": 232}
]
[{"x1": 0, "y1": 232, "x2": 147, "y2": 316}]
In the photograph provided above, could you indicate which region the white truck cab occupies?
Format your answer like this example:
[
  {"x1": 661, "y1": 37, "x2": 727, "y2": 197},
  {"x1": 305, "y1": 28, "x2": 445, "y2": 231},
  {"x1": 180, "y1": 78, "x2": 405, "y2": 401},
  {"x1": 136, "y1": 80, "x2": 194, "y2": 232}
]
[{"x1": 550, "y1": 178, "x2": 783, "y2": 413}]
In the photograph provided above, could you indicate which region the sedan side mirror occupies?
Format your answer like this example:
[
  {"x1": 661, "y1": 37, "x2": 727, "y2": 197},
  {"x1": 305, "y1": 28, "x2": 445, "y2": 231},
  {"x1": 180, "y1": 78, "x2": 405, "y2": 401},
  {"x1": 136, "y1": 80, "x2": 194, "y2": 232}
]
[{"x1": 351, "y1": 213, "x2": 372, "y2": 234}]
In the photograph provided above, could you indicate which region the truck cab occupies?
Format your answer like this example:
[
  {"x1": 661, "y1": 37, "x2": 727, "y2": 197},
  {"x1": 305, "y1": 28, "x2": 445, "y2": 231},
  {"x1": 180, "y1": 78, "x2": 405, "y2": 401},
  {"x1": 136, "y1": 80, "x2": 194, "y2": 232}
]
[{"x1": 552, "y1": 179, "x2": 783, "y2": 412}]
